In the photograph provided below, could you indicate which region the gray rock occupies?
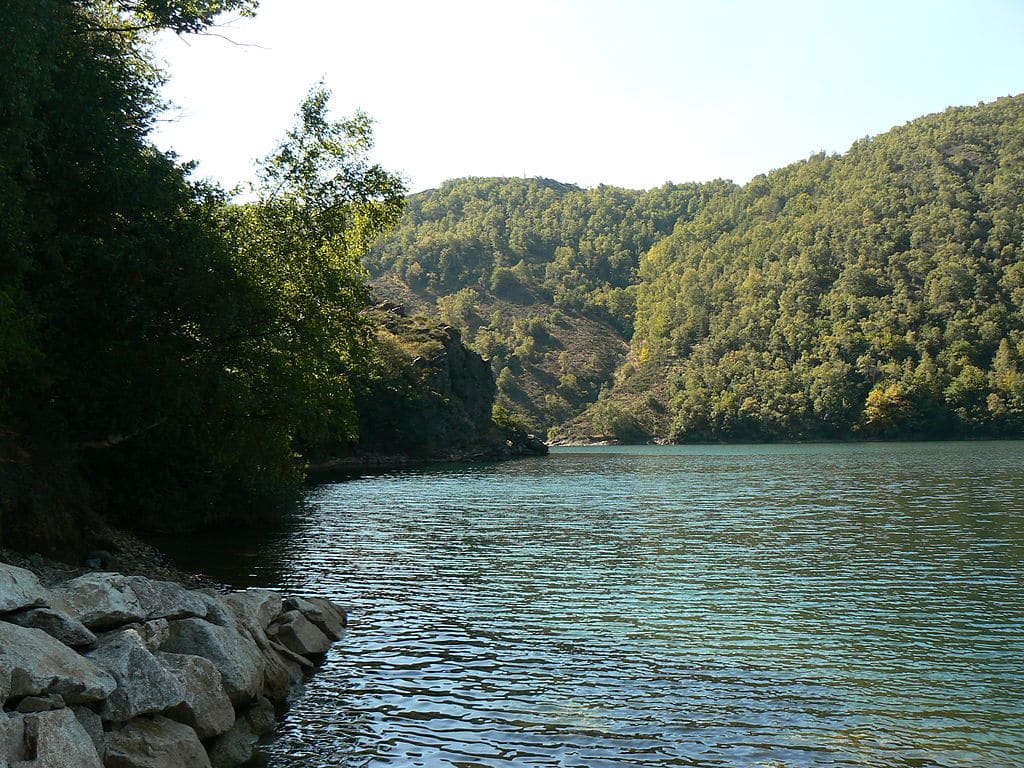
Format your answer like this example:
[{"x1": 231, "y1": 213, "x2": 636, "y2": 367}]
[
  {"x1": 117, "y1": 619, "x2": 169, "y2": 652},
  {"x1": 259, "y1": 644, "x2": 303, "y2": 703},
  {"x1": 223, "y1": 589, "x2": 283, "y2": 632},
  {"x1": 4, "y1": 606, "x2": 97, "y2": 648},
  {"x1": 72, "y1": 706, "x2": 105, "y2": 758},
  {"x1": 0, "y1": 708, "x2": 104, "y2": 768},
  {"x1": 269, "y1": 638, "x2": 314, "y2": 670},
  {"x1": 54, "y1": 573, "x2": 147, "y2": 631},
  {"x1": 124, "y1": 577, "x2": 207, "y2": 622},
  {"x1": 205, "y1": 716, "x2": 257, "y2": 768},
  {"x1": 15, "y1": 693, "x2": 65, "y2": 713},
  {"x1": 161, "y1": 618, "x2": 263, "y2": 706},
  {"x1": 0, "y1": 563, "x2": 48, "y2": 614},
  {"x1": 103, "y1": 715, "x2": 211, "y2": 768},
  {"x1": 156, "y1": 652, "x2": 234, "y2": 739},
  {"x1": 271, "y1": 610, "x2": 331, "y2": 657},
  {"x1": 85, "y1": 629, "x2": 185, "y2": 722},
  {"x1": 284, "y1": 595, "x2": 347, "y2": 639},
  {"x1": 243, "y1": 696, "x2": 276, "y2": 736},
  {"x1": 194, "y1": 591, "x2": 233, "y2": 627},
  {"x1": 1, "y1": 662, "x2": 10, "y2": 707},
  {"x1": 0, "y1": 622, "x2": 116, "y2": 704}
]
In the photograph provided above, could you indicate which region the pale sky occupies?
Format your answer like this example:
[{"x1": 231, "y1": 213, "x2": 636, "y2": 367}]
[{"x1": 152, "y1": 0, "x2": 1024, "y2": 194}]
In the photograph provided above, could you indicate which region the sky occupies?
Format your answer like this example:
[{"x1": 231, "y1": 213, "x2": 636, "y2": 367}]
[{"x1": 152, "y1": 0, "x2": 1024, "y2": 194}]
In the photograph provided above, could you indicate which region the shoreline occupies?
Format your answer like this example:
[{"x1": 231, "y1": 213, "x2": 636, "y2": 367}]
[{"x1": 1, "y1": 543, "x2": 347, "y2": 767}]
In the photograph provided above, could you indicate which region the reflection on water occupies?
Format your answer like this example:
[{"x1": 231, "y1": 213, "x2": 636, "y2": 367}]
[{"x1": 188, "y1": 442, "x2": 1024, "y2": 767}]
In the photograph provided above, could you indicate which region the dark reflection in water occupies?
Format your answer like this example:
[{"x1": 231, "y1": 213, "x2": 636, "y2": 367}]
[{"x1": 175, "y1": 442, "x2": 1024, "y2": 767}]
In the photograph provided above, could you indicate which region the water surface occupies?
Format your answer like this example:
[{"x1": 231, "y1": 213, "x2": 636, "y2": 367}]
[{"x1": 185, "y1": 442, "x2": 1024, "y2": 767}]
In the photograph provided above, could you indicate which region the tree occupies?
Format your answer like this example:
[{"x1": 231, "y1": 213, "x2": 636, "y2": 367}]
[{"x1": 226, "y1": 84, "x2": 406, "y2": 449}]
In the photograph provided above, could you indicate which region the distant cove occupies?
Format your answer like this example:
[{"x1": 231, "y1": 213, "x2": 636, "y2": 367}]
[{"x1": 162, "y1": 441, "x2": 1024, "y2": 767}]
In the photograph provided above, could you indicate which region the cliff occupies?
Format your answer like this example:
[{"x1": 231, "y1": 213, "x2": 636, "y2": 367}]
[{"x1": 306, "y1": 302, "x2": 547, "y2": 477}]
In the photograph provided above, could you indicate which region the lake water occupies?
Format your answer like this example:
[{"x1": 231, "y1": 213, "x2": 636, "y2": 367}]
[{"x1": 180, "y1": 442, "x2": 1024, "y2": 767}]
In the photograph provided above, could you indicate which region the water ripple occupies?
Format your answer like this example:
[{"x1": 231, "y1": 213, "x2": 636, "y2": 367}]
[{"x1": 239, "y1": 442, "x2": 1024, "y2": 767}]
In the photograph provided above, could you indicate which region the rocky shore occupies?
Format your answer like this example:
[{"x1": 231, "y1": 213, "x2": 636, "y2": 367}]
[{"x1": 0, "y1": 560, "x2": 346, "y2": 767}]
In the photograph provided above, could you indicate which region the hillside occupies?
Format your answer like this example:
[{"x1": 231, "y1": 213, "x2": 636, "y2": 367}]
[
  {"x1": 565, "y1": 95, "x2": 1024, "y2": 441},
  {"x1": 369, "y1": 96, "x2": 1024, "y2": 443},
  {"x1": 365, "y1": 177, "x2": 731, "y2": 432}
]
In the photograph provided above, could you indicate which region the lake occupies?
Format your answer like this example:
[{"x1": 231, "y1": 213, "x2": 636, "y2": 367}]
[{"x1": 175, "y1": 442, "x2": 1024, "y2": 767}]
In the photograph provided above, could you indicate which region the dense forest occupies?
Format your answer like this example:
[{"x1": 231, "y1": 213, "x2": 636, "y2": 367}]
[
  {"x1": 372, "y1": 96, "x2": 1024, "y2": 443},
  {"x1": 365, "y1": 178, "x2": 732, "y2": 427},
  {"x1": 0, "y1": 0, "x2": 532, "y2": 556}
]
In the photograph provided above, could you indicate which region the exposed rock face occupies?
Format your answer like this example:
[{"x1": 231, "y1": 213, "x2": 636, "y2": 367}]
[
  {"x1": 308, "y1": 307, "x2": 547, "y2": 475},
  {"x1": 0, "y1": 560, "x2": 346, "y2": 767},
  {"x1": 0, "y1": 563, "x2": 49, "y2": 614}
]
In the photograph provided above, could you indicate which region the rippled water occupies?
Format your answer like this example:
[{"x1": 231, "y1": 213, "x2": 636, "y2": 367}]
[{"x1": 177, "y1": 442, "x2": 1024, "y2": 767}]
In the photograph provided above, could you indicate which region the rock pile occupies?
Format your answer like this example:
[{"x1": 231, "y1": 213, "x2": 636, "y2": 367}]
[{"x1": 0, "y1": 562, "x2": 346, "y2": 767}]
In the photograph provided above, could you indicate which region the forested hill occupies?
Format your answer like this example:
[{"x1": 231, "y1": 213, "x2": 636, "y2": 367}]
[
  {"x1": 364, "y1": 177, "x2": 734, "y2": 429},
  {"x1": 370, "y1": 96, "x2": 1024, "y2": 442},
  {"x1": 569, "y1": 95, "x2": 1024, "y2": 441}
]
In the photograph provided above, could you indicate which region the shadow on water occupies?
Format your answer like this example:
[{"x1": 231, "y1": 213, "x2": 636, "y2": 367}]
[{"x1": 147, "y1": 515, "x2": 300, "y2": 588}]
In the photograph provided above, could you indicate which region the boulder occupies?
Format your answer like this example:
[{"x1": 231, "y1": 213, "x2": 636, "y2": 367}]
[
  {"x1": 161, "y1": 619, "x2": 263, "y2": 706},
  {"x1": 0, "y1": 708, "x2": 104, "y2": 768},
  {"x1": 242, "y1": 696, "x2": 276, "y2": 736},
  {"x1": 118, "y1": 619, "x2": 169, "y2": 652},
  {"x1": 0, "y1": 622, "x2": 115, "y2": 704},
  {"x1": 54, "y1": 574, "x2": 147, "y2": 631},
  {"x1": 284, "y1": 595, "x2": 347, "y2": 639},
  {"x1": 156, "y1": 652, "x2": 234, "y2": 739},
  {"x1": 205, "y1": 716, "x2": 258, "y2": 768},
  {"x1": 0, "y1": 563, "x2": 48, "y2": 614},
  {"x1": 258, "y1": 644, "x2": 303, "y2": 703},
  {"x1": 124, "y1": 577, "x2": 207, "y2": 622},
  {"x1": 268, "y1": 639, "x2": 314, "y2": 672},
  {"x1": 85, "y1": 629, "x2": 185, "y2": 722},
  {"x1": 223, "y1": 590, "x2": 283, "y2": 632},
  {"x1": 103, "y1": 715, "x2": 211, "y2": 768},
  {"x1": 4, "y1": 606, "x2": 97, "y2": 648},
  {"x1": 72, "y1": 705, "x2": 105, "y2": 757},
  {"x1": 271, "y1": 610, "x2": 331, "y2": 657},
  {"x1": 193, "y1": 592, "x2": 233, "y2": 627},
  {"x1": 15, "y1": 693, "x2": 65, "y2": 713}
]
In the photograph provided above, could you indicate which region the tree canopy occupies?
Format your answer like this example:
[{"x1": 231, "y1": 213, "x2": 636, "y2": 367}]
[
  {"x1": 0, "y1": 0, "x2": 405, "y2": 553},
  {"x1": 368, "y1": 98, "x2": 1024, "y2": 443},
  {"x1": 599, "y1": 96, "x2": 1024, "y2": 441}
]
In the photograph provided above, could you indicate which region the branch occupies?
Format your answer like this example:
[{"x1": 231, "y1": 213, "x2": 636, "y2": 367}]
[{"x1": 74, "y1": 418, "x2": 169, "y2": 450}]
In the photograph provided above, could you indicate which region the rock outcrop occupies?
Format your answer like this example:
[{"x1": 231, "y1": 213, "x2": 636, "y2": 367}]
[
  {"x1": 0, "y1": 562, "x2": 347, "y2": 767},
  {"x1": 306, "y1": 305, "x2": 548, "y2": 478}
]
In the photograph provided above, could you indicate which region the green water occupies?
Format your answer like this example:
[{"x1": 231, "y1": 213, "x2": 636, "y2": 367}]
[{"x1": 174, "y1": 442, "x2": 1024, "y2": 767}]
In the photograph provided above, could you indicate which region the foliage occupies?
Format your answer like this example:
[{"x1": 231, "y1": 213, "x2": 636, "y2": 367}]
[
  {"x1": 366, "y1": 177, "x2": 726, "y2": 428},
  {"x1": 621, "y1": 96, "x2": 1024, "y2": 441},
  {"x1": 0, "y1": 0, "x2": 403, "y2": 552}
]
